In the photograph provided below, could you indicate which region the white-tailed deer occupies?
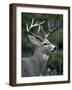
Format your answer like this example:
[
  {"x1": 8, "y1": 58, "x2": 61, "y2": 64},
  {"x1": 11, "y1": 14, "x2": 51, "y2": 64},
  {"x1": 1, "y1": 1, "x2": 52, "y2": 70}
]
[{"x1": 22, "y1": 19, "x2": 59, "y2": 77}]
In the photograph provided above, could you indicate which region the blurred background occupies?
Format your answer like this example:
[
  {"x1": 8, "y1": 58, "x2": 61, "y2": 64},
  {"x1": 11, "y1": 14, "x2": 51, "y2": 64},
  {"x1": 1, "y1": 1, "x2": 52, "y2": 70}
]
[{"x1": 21, "y1": 13, "x2": 63, "y2": 76}]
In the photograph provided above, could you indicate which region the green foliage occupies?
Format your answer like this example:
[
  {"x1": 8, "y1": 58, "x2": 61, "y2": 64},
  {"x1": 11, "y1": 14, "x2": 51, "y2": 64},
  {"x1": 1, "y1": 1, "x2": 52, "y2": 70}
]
[
  {"x1": 49, "y1": 50, "x2": 63, "y2": 64},
  {"x1": 42, "y1": 50, "x2": 63, "y2": 75},
  {"x1": 48, "y1": 30, "x2": 63, "y2": 50}
]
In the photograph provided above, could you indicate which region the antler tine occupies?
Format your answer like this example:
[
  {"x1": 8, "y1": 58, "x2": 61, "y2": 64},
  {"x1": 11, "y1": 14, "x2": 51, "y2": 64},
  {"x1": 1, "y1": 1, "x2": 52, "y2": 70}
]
[
  {"x1": 50, "y1": 24, "x2": 59, "y2": 33},
  {"x1": 26, "y1": 23, "x2": 29, "y2": 32},
  {"x1": 44, "y1": 20, "x2": 52, "y2": 38},
  {"x1": 38, "y1": 25, "x2": 40, "y2": 33},
  {"x1": 40, "y1": 25, "x2": 46, "y2": 37},
  {"x1": 45, "y1": 20, "x2": 59, "y2": 38},
  {"x1": 48, "y1": 20, "x2": 51, "y2": 31}
]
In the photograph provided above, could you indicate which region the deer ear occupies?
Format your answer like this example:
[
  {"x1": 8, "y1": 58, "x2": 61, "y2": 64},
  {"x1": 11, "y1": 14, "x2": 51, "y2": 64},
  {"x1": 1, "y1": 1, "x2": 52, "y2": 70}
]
[{"x1": 28, "y1": 35, "x2": 41, "y2": 45}]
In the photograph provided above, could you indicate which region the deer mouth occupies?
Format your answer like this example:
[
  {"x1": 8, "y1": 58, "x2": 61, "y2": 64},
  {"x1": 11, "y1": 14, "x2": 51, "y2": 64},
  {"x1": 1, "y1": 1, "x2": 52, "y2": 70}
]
[
  {"x1": 51, "y1": 49, "x2": 56, "y2": 52},
  {"x1": 51, "y1": 49, "x2": 55, "y2": 52}
]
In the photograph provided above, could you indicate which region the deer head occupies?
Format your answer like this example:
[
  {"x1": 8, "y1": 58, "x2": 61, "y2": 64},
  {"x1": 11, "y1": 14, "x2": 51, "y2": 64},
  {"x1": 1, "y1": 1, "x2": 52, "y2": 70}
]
[{"x1": 26, "y1": 18, "x2": 59, "y2": 55}]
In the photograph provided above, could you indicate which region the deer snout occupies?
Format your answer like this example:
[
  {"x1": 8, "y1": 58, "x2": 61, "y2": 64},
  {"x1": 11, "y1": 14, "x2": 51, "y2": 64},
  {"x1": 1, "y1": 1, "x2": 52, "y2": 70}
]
[
  {"x1": 54, "y1": 47, "x2": 56, "y2": 50},
  {"x1": 51, "y1": 46, "x2": 56, "y2": 52}
]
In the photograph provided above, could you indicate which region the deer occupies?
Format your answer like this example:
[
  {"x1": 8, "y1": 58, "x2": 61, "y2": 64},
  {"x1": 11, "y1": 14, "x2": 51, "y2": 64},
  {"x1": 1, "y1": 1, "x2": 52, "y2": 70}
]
[{"x1": 22, "y1": 18, "x2": 59, "y2": 77}]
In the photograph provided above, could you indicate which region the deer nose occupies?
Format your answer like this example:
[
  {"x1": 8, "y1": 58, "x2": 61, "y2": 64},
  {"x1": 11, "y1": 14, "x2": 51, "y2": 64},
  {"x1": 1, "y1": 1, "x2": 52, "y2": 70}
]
[{"x1": 54, "y1": 47, "x2": 56, "y2": 50}]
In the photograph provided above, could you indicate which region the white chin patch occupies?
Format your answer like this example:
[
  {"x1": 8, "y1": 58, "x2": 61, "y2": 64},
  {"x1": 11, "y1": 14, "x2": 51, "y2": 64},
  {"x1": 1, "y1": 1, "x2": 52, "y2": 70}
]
[
  {"x1": 51, "y1": 48, "x2": 54, "y2": 51},
  {"x1": 43, "y1": 54, "x2": 49, "y2": 60}
]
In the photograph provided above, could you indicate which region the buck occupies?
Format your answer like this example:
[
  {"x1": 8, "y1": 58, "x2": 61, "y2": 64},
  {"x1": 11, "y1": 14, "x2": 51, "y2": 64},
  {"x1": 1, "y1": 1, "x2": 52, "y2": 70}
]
[{"x1": 22, "y1": 19, "x2": 59, "y2": 77}]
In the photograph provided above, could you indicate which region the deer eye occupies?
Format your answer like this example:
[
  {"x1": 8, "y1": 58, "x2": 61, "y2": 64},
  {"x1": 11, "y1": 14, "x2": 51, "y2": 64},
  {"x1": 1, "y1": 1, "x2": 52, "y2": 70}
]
[{"x1": 43, "y1": 43, "x2": 47, "y2": 45}]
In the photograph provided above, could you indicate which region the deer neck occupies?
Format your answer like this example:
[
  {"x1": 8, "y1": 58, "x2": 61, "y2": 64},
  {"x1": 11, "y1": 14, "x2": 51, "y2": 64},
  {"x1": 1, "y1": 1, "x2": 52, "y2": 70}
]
[{"x1": 32, "y1": 48, "x2": 49, "y2": 61}]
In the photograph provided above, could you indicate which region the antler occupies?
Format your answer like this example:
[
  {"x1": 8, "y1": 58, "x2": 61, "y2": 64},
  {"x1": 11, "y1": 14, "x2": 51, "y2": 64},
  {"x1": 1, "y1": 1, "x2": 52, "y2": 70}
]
[
  {"x1": 26, "y1": 19, "x2": 59, "y2": 40},
  {"x1": 40, "y1": 25, "x2": 49, "y2": 38},
  {"x1": 47, "y1": 21, "x2": 59, "y2": 37},
  {"x1": 26, "y1": 18, "x2": 45, "y2": 32},
  {"x1": 26, "y1": 18, "x2": 45, "y2": 41},
  {"x1": 40, "y1": 20, "x2": 59, "y2": 38}
]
